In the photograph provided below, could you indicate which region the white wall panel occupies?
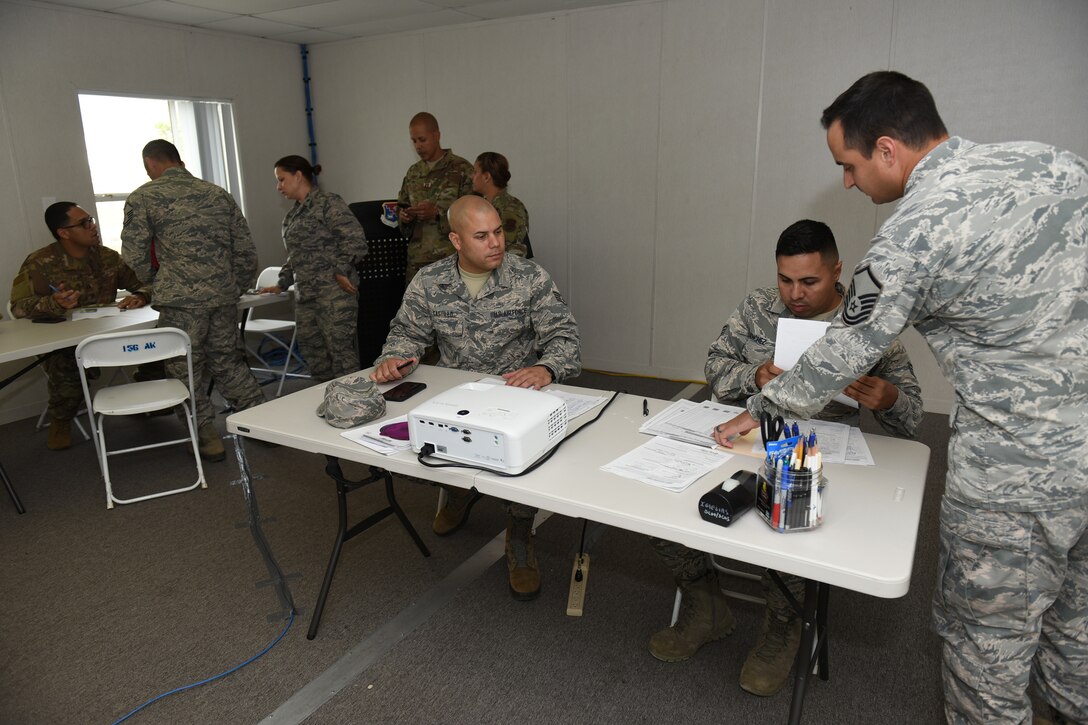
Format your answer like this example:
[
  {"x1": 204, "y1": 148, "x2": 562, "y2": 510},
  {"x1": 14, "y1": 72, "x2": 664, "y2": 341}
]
[
  {"x1": 651, "y1": 0, "x2": 764, "y2": 378},
  {"x1": 566, "y1": 2, "x2": 663, "y2": 370},
  {"x1": 0, "y1": 4, "x2": 305, "y2": 424}
]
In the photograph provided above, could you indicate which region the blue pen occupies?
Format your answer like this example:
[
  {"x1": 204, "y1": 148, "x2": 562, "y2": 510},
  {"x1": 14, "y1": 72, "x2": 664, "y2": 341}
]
[
  {"x1": 49, "y1": 284, "x2": 61, "y2": 293},
  {"x1": 791, "y1": 422, "x2": 799, "y2": 438}
]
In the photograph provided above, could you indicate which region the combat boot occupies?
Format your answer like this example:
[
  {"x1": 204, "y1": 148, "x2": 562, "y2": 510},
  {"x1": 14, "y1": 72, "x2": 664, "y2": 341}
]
[
  {"x1": 649, "y1": 571, "x2": 735, "y2": 662},
  {"x1": 197, "y1": 422, "x2": 226, "y2": 462},
  {"x1": 432, "y1": 488, "x2": 480, "y2": 536},
  {"x1": 47, "y1": 418, "x2": 72, "y2": 451},
  {"x1": 740, "y1": 608, "x2": 802, "y2": 696},
  {"x1": 505, "y1": 517, "x2": 540, "y2": 600}
]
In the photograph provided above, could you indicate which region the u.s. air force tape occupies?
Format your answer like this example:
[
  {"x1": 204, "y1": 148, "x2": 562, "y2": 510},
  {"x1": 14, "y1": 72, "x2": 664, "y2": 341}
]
[{"x1": 843, "y1": 264, "x2": 882, "y2": 325}]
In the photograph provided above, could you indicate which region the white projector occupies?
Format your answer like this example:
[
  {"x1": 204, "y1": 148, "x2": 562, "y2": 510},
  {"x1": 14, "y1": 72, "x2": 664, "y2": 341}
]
[{"x1": 408, "y1": 382, "x2": 568, "y2": 474}]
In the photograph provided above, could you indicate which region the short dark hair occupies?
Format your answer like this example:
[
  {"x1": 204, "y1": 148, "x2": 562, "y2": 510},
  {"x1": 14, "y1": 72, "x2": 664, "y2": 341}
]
[
  {"x1": 274, "y1": 154, "x2": 321, "y2": 183},
  {"x1": 775, "y1": 219, "x2": 838, "y2": 263},
  {"x1": 141, "y1": 138, "x2": 181, "y2": 163},
  {"x1": 44, "y1": 201, "x2": 79, "y2": 240},
  {"x1": 409, "y1": 112, "x2": 439, "y2": 132},
  {"x1": 475, "y1": 152, "x2": 511, "y2": 189},
  {"x1": 820, "y1": 71, "x2": 948, "y2": 157}
]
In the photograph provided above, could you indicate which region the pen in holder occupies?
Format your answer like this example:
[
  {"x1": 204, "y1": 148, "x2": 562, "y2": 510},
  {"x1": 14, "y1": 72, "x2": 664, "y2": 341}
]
[{"x1": 755, "y1": 461, "x2": 825, "y2": 533}]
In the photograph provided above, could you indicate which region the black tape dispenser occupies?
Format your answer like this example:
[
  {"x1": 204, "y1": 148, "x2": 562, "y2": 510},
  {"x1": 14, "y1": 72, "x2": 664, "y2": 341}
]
[{"x1": 698, "y1": 469, "x2": 758, "y2": 527}]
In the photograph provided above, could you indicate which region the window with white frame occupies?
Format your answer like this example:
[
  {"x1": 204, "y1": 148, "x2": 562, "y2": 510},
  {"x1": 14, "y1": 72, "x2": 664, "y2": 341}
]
[{"x1": 76, "y1": 93, "x2": 245, "y2": 250}]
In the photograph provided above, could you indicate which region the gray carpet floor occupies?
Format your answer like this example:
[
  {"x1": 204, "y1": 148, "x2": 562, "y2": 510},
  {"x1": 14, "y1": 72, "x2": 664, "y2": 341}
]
[{"x1": 0, "y1": 370, "x2": 948, "y2": 724}]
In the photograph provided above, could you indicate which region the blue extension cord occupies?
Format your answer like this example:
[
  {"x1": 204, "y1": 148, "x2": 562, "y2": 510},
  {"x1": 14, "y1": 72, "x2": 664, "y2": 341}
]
[
  {"x1": 110, "y1": 611, "x2": 295, "y2": 724},
  {"x1": 255, "y1": 337, "x2": 307, "y2": 373}
]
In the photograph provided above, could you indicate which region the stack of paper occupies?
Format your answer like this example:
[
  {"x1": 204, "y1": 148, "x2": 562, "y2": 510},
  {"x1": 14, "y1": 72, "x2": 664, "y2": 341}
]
[
  {"x1": 340, "y1": 415, "x2": 412, "y2": 455},
  {"x1": 601, "y1": 436, "x2": 732, "y2": 492}
]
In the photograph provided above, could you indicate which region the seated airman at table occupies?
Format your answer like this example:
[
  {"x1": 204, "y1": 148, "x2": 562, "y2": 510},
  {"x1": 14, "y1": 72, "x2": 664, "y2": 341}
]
[
  {"x1": 10, "y1": 202, "x2": 151, "y2": 450},
  {"x1": 371, "y1": 195, "x2": 581, "y2": 600}
]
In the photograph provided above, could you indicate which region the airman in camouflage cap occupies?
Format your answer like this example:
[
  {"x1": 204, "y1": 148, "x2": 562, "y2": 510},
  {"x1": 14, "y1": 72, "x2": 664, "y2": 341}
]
[
  {"x1": 10, "y1": 202, "x2": 151, "y2": 450},
  {"x1": 714, "y1": 71, "x2": 1088, "y2": 725},
  {"x1": 373, "y1": 196, "x2": 581, "y2": 601},
  {"x1": 397, "y1": 112, "x2": 474, "y2": 283},
  {"x1": 122, "y1": 139, "x2": 267, "y2": 462}
]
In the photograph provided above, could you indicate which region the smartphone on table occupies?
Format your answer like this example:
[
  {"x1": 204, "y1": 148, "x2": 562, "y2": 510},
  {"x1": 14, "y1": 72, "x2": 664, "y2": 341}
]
[{"x1": 383, "y1": 381, "x2": 427, "y2": 403}]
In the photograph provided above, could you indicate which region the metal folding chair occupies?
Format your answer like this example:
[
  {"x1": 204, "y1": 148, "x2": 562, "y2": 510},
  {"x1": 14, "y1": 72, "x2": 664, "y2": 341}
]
[
  {"x1": 75, "y1": 327, "x2": 206, "y2": 509},
  {"x1": 244, "y1": 266, "x2": 308, "y2": 396}
]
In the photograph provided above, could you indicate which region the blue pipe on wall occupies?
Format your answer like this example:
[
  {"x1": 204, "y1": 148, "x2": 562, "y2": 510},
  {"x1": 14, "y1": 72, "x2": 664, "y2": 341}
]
[{"x1": 301, "y1": 44, "x2": 317, "y2": 166}]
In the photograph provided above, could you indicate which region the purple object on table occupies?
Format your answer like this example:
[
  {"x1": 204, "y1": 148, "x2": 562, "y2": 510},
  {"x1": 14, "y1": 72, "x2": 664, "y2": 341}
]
[{"x1": 379, "y1": 421, "x2": 410, "y2": 440}]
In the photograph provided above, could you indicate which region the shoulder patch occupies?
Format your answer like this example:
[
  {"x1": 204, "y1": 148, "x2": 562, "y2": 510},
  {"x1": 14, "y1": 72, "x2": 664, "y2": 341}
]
[{"x1": 842, "y1": 264, "x2": 882, "y2": 326}]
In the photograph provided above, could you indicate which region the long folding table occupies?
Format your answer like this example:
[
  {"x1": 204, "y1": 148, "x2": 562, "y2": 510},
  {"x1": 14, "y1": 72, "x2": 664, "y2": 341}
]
[{"x1": 226, "y1": 365, "x2": 930, "y2": 724}]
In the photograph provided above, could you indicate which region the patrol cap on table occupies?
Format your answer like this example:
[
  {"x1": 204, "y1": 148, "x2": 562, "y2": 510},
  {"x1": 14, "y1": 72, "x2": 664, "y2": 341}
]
[{"x1": 315, "y1": 372, "x2": 386, "y2": 428}]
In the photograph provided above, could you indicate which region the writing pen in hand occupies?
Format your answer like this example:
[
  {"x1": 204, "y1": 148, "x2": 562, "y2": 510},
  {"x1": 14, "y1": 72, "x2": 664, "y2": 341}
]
[{"x1": 397, "y1": 359, "x2": 415, "y2": 371}]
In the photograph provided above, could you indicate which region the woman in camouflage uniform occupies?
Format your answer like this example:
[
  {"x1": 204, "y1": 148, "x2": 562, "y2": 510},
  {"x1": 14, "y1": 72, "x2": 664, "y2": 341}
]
[
  {"x1": 263, "y1": 156, "x2": 368, "y2": 381},
  {"x1": 471, "y1": 152, "x2": 531, "y2": 259}
]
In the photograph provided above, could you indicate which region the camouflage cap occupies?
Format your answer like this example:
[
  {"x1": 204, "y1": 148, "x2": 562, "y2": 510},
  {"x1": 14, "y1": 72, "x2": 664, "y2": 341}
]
[{"x1": 315, "y1": 373, "x2": 387, "y2": 428}]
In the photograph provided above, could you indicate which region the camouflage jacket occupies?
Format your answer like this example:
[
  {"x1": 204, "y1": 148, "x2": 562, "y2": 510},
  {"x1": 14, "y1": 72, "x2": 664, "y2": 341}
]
[
  {"x1": 278, "y1": 188, "x2": 368, "y2": 301},
  {"x1": 491, "y1": 190, "x2": 530, "y2": 258},
  {"x1": 397, "y1": 149, "x2": 473, "y2": 249},
  {"x1": 10, "y1": 242, "x2": 150, "y2": 319},
  {"x1": 122, "y1": 166, "x2": 257, "y2": 308},
  {"x1": 750, "y1": 137, "x2": 1088, "y2": 511},
  {"x1": 376, "y1": 253, "x2": 581, "y2": 381},
  {"x1": 706, "y1": 285, "x2": 922, "y2": 438}
]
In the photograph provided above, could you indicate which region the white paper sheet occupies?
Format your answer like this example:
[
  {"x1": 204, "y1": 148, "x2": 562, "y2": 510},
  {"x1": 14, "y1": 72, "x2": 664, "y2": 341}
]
[
  {"x1": 340, "y1": 415, "x2": 411, "y2": 455},
  {"x1": 72, "y1": 306, "x2": 120, "y2": 320},
  {"x1": 601, "y1": 436, "x2": 732, "y2": 492},
  {"x1": 774, "y1": 317, "x2": 858, "y2": 409}
]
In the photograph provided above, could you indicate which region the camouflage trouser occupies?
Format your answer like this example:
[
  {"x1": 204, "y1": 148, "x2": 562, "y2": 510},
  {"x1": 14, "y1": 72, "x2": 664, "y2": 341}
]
[
  {"x1": 933, "y1": 496, "x2": 1088, "y2": 724},
  {"x1": 651, "y1": 537, "x2": 806, "y2": 620},
  {"x1": 40, "y1": 347, "x2": 81, "y2": 421},
  {"x1": 158, "y1": 305, "x2": 267, "y2": 428},
  {"x1": 405, "y1": 240, "x2": 454, "y2": 286},
  {"x1": 294, "y1": 287, "x2": 359, "y2": 382}
]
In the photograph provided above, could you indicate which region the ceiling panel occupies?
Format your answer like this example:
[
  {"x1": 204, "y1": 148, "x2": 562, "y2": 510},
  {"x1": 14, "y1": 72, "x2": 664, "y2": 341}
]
[{"x1": 34, "y1": 0, "x2": 640, "y2": 42}]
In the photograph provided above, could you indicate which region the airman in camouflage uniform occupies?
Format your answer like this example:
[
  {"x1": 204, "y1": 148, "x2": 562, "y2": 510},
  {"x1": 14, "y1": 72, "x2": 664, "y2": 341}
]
[
  {"x1": 652, "y1": 220, "x2": 922, "y2": 697},
  {"x1": 122, "y1": 139, "x2": 266, "y2": 462},
  {"x1": 373, "y1": 196, "x2": 580, "y2": 601},
  {"x1": 716, "y1": 72, "x2": 1088, "y2": 724},
  {"x1": 397, "y1": 112, "x2": 473, "y2": 283},
  {"x1": 490, "y1": 189, "x2": 530, "y2": 258},
  {"x1": 272, "y1": 160, "x2": 368, "y2": 381},
  {"x1": 10, "y1": 202, "x2": 151, "y2": 450}
]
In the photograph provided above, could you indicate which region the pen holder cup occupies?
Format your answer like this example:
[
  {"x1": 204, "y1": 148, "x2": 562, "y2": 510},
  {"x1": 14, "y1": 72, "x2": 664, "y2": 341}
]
[{"x1": 755, "y1": 463, "x2": 825, "y2": 533}]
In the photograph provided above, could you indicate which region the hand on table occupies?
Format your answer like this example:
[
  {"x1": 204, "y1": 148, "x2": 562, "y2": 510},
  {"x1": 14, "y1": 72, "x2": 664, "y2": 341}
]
[
  {"x1": 117, "y1": 294, "x2": 146, "y2": 310},
  {"x1": 502, "y1": 365, "x2": 552, "y2": 390},
  {"x1": 712, "y1": 411, "x2": 759, "y2": 447}
]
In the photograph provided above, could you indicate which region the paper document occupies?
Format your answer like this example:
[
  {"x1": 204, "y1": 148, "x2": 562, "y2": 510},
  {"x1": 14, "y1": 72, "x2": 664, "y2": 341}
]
[
  {"x1": 542, "y1": 389, "x2": 608, "y2": 419},
  {"x1": 340, "y1": 415, "x2": 412, "y2": 455},
  {"x1": 72, "y1": 306, "x2": 120, "y2": 320},
  {"x1": 774, "y1": 318, "x2": 858, "y2": 409},
  {"x1": 639, "y1": 399, "x2": 763, "y2": 458},
  {"x1": 601, "y1": 436, "x2": 732, "y2": 492}
]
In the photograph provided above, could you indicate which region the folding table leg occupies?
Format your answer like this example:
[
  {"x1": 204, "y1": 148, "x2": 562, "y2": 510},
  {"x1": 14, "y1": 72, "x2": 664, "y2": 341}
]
[
  {"x1": 782, "y1": 577, "x2": 830, "y2": 725},
  {"x1": 1, "y1": 461, "x2": 26, "y2": 515},
  {"x1": 306, "y1": 456, "x2": 431, "y2": 640}
]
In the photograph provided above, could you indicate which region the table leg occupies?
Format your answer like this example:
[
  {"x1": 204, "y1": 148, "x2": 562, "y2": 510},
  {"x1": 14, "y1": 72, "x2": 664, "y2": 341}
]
[
  {"x1": 782, "y1": 577, "x2": 830, "y2": 725},
  {"x1": 1, "y1": 460, "x2": 26, "y2": 514},
  {"x1": 306, "y1": 456, "x2": 431, "y2": 640}
]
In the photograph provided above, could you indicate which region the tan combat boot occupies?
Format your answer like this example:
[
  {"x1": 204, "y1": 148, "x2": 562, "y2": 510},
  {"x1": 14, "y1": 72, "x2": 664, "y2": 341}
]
[
  {"x1": 47, "y1": 418, "x2": 72, "y2": 451},
  {"x1": 649, "y1": 571, "x2": 735, "y2": 662},
  {"x1": 740, "y1": 608, "x2": 802, "y2": 696},
  {"x1": 197, "y1": 421, "x2": 226, "y2": 462},
  {"x1": 505, "y1": 517, "x2": 541, "y2": 600},
  {"x1": 432, "y1": 488, "x2": 480, "y2": 536}
]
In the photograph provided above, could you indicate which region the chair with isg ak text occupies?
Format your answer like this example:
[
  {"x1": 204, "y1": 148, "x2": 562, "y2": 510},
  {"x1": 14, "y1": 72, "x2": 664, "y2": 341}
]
[
  {"x1": 243, "y1": 266, "x2": 308, "y2": 396},
  {"x1": 75, "y1": 327, "x2": 206, "y2": 509}
]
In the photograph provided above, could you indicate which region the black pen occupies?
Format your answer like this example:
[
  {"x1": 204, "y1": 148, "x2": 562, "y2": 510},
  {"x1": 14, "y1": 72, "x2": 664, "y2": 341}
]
[
  {"x1": 397, "y1": 359, "x2": 414, "y2": 371},
  {"x1": 643, "y1": 398, "x2": 649, "y2": 416}
]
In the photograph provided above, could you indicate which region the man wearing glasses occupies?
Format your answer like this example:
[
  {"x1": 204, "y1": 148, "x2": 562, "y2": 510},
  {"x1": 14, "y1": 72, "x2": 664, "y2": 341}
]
[{"x1": 9, "y1": 202, "x2": 150, "y2": 450}]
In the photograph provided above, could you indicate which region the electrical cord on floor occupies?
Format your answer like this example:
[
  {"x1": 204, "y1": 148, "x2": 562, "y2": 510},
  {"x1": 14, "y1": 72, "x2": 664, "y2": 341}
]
[
  {"x1": 416, "y1": 390, "x2": 621, "y2": 477},
  {"x1": 109, "y1": 611, "x2": 295, "y2": 725}
]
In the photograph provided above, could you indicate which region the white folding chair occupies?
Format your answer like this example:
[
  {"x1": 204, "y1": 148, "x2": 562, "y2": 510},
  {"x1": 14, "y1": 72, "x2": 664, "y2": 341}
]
[
  {"x1": 75, "y1": 327, "x2": 206, "y2": 509},
  {"x1": 5, "y1": 299, "x2": 92, "y2": 442},
  {"x1": 244, "y1": 266, "x2": 308, "y2": 396}
]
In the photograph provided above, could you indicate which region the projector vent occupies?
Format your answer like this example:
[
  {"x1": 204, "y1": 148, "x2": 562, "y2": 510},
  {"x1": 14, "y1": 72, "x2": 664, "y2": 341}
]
[{"x1": 546, "y1": 405, "x2": 568, "y2": 441}]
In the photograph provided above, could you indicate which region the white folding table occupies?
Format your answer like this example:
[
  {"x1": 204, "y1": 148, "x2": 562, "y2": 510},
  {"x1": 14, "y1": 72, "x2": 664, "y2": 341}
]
[{"x1": 226, "y1": 365, "x2": 931, "y2": 724}]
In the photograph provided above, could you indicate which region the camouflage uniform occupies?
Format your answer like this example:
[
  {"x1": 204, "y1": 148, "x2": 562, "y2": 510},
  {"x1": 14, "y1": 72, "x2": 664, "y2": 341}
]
[
  {"x1": 397, "y1": 149, "x2": 473, "y2": 283},
  {"x1": 747, "y1": 138, "x2": 1088, "y2": 724},
  {"x1": 376, "y1": 252, "x2": 582, "y2": 520},
  {"x1": 278, "y1": 187, "x2": 368, "y2": 381},
  {"x1": 490, "y1": 190, "x2": 530, "y2": 258},
  {"x1": 9, "y1": 242, "x2": 151, "y2": 421},
  {"x1": 653, "y1": 283, "x2": 923, "y2": 618},
  {"x1": 122, "y1": 166, "x2": 266, "y2": 427}
]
